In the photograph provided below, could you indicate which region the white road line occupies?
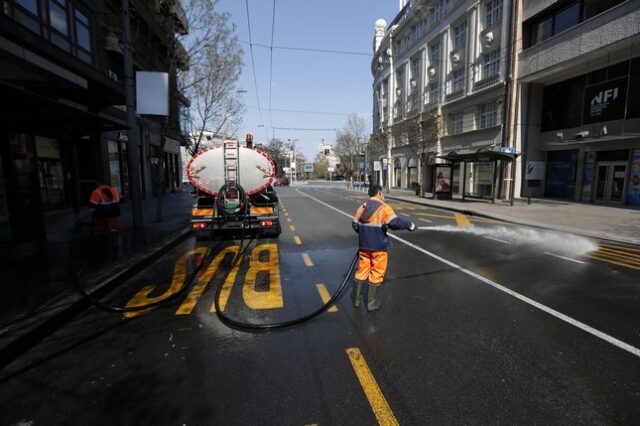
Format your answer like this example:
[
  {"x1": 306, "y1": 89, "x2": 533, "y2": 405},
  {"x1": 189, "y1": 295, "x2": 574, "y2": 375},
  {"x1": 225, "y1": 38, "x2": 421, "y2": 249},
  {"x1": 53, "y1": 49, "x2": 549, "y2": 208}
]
[
  {"x1": 483, "y1": 236, "x2": 510, "y2": 244},
  {"x1": 297, "y1": 189, "x2": 640, "y2": 359},
  {"x1": 418, "y1": 218, "x2": 433, "y2": 223},
  {"x1": 544, "y1": 252, "x2": 586, "y2": 265},
  {"x1": 399, "y1": 213, "x2": 411, "y2": 217}
]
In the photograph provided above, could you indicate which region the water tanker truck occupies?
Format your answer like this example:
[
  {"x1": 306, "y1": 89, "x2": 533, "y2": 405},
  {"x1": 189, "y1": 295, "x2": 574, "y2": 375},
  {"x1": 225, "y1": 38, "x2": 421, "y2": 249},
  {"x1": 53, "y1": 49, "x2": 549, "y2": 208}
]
[{"x1": 187, "y1": 140, "x2": 281, "y2": 238}]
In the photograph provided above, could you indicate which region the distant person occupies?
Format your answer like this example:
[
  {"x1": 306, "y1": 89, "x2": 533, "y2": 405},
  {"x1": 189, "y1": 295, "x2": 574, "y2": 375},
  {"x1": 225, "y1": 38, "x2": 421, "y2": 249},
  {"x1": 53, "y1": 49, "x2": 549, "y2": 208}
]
[
  {"x1": 351, "y1": 184, "x2": 416, "y2": 311},
  {"x1": 89, "y1": 181, "x2": 121, "y2": 232}
]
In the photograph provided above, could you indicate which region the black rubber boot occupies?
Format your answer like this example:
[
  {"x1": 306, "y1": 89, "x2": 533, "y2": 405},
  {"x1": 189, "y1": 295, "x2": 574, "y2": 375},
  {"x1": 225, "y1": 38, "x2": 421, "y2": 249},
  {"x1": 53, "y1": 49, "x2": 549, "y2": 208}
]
[
  {"x1": 367, "y1": 283, "x2": 382, "y2": 311},
  {"x1": 352, "y1": 280, "x2": 365, "y2": 308}
]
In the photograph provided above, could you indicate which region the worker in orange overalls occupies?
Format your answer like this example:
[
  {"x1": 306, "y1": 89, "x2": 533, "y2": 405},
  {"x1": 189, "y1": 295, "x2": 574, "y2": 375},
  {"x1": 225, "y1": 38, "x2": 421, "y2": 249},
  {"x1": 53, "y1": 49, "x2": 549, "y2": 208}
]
[
  {"x1": 89, "y1": 181, "x2": 121, "y2": 231},
  {"x1": 352, "y1": 184, "x2": 415, "y2": 311}
]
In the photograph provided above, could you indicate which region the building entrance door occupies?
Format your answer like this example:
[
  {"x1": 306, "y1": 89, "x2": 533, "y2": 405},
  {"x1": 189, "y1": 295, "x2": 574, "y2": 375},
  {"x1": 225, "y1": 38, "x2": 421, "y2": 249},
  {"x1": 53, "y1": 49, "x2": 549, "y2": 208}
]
[{"x1": 595, "y1": 162, "x2": 627, "y2": 203}]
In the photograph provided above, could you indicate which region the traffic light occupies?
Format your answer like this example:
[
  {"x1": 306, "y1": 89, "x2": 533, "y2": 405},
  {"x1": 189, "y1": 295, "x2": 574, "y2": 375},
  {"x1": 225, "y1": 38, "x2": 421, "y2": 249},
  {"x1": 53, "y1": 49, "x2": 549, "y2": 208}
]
[{"x1": 245, "y1": 133, "x2": 254, "y2": 148}]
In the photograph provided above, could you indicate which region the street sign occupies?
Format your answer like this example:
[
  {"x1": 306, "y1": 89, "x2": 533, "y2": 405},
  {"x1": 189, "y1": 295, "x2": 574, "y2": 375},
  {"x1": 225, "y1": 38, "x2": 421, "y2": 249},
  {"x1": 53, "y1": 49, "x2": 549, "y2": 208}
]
[
  {"x1": 328, "y1": 167, "x2": 335, "y2": 172},
  {"x1": 501, "y1": 146, "x2": 516, "y2": 154},
  {"x1": 373, "y1": 161, "x2": 381, "y2": 171},
  {"x1": 304, "y1": 163, "x2": 314, "y2": 173}
]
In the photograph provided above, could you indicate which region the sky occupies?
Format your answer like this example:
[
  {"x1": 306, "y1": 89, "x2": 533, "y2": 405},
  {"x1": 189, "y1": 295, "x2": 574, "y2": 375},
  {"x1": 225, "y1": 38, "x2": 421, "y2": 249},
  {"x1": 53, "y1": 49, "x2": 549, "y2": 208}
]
[{"x1": 217, "y1": 0, "x2": 401, "y2": 161}]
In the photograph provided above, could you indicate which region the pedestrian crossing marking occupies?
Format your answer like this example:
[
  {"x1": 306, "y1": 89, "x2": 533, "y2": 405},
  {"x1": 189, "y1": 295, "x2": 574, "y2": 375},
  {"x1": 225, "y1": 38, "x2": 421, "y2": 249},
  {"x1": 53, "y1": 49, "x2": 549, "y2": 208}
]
[{"x1": 315, "y1": 284, "x2": 337, "y2": 312}]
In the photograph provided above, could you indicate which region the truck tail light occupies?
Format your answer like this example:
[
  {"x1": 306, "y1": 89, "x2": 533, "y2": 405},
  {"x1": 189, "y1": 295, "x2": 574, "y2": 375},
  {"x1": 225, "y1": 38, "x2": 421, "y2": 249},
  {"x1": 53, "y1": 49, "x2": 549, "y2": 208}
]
[
  {"x1": 192, "y1": 223, "x2": 207, "y2": 229},
  {"x1": 260, "y1": 220, "x2": 273, "y2": 227}
]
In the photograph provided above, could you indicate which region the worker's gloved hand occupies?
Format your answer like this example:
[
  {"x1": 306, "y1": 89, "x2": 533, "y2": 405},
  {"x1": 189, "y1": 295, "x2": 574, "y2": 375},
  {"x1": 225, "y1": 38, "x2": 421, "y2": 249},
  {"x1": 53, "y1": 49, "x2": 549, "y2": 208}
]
[
  {"x1": 382, "y1": 224, "x2": 389, "y2": 233},
  {"x1": 409, "y1": 222, "x2": 416, "y2": 232},
  {"x1": 352, "y1": 221, "x2": 360, "y2": 234}
]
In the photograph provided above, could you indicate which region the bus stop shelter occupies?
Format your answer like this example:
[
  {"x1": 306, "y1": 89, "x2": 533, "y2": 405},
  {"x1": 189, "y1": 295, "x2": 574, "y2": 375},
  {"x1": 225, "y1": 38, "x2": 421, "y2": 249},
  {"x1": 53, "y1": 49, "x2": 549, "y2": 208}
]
[{"x1": 437, "y1": 148, "x2": 519, "y2": 205}]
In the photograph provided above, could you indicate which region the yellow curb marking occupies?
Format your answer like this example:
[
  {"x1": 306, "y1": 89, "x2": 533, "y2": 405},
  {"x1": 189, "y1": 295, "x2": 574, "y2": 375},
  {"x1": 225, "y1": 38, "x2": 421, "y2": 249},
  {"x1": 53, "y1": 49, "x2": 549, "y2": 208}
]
[
  {"x1": 302, "y1": 252, "x2": 314, "y2": 267},
  {"x1": 316, "y1": 284, "x2": 337, "y2": 312},
  {"x1": 294, "y1": 235, "x2": 302, "y2": 245},
  {"x1": 346, "y1": 348, "x2": 398, "y2": 426},
  {"x1": 290, "y1": 225, "x2": 296, "y2": 232}
]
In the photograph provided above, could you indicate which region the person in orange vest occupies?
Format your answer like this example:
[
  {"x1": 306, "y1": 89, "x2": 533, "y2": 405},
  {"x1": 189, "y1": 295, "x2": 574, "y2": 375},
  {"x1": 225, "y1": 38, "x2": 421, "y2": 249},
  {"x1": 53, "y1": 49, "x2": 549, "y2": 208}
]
[
  {"x1": 89, "y1": 181, "x2": 121, "y2": 232},
  {"x1": 352, "y1": 184, "x2": 415, "y2": 311}
]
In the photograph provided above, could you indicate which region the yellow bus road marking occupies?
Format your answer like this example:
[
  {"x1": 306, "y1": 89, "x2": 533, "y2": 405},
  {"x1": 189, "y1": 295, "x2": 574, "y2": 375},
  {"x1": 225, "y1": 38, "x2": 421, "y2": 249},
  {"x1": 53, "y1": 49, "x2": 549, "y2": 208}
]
[
  {"x1": 302, "y1": 252, "x2": 314, "y2": 267},
  {"x1": 316, "y1": 284, "x2": 337, "y2": 312},
  {"x1": 592, "y1": 251, "x2": 640, "y2": 266},
  {"x1": 416, "y1": 212, "x2": 456, "y2": 220},
  {"x1": 470, "y1": 218, "x2": 506, "y2": 225},
  {"x1": 597, "y1": 247, "x2": 640, "y2": 262},
  {"x1": 346, "y1": 348, "x2": 399, "y2": 426},
  {"x1": 454, "y1": 213, "x2": 471, "y2": 226},
  {"x1": 290, "y1": 225, "x2": 296, "y2": 232},
  {"x1": 294, "y1": 235, "x2": 302, "y2": 245},
  {"x1": 587, "y1": 254, "x2": 640, "y2": 271},
  {"x1": 600, "y1": 243, "x2": 640, "y2": 253}
]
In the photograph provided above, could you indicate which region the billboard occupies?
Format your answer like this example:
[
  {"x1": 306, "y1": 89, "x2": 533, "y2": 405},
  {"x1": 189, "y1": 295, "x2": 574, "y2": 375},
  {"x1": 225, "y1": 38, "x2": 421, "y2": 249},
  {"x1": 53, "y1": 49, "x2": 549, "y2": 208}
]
[{"x1": 136, "y1": 72, "x2": 169, "y2": 116}]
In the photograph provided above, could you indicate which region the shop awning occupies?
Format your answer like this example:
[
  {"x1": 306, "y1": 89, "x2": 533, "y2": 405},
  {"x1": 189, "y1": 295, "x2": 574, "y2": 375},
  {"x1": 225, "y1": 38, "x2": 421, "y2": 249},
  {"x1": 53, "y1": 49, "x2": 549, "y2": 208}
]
[{"x1": 437, "y1": 148, "x2": 519, "y2": 163}]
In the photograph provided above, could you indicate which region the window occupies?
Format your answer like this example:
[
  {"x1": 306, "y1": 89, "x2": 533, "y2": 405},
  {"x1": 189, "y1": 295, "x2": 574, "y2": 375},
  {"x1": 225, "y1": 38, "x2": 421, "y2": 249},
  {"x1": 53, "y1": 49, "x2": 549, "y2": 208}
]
[
  {"x1": 485, "y1": 0, "x2": 503, "y2": 27},
  {"x1": 453, "y1": 21, "x2": 467, "y2": 49},
  {"x1": 451, "y1": 69, "x2": 465, "y2": 93},
  {"x1": 541, "y1": 75, "x2": 586, "y2": 131},
  {"x1": 428, "y1": 82, "x2": 439, "y2": 103},
  {"x1": 17, "y1": 0, "x2": 38, "y2": 14},
  {"x1": 483, "y1": 50, "x2": 500, "y2": 79},
  {"x1": 74, "y1": 8, "x2": 91, "y2": 52},
  {"x1": 479, "y1": 101, "x2": 498, "y2": 128},
  {"x1": 429, "y1": 42, "x2": 440, "y2": 67},
  {"x1": 434, "y1": 0, "x2": 445, "y2": 22},
  {"x1": 49, "y1": 0, "x2": 68, "y2": 35},
  {"x1": 449, "y1": 111, "x2": 463, "y2": 135},
  {"x1": 396, "y1": 69, "x2": 405, "y2": 98},
  {"x1": 554, "y1": 2, "x2": 580, "y2": 34},
  {"x1": 527, "y1": 1, "x2": 582, "y2": 47}
]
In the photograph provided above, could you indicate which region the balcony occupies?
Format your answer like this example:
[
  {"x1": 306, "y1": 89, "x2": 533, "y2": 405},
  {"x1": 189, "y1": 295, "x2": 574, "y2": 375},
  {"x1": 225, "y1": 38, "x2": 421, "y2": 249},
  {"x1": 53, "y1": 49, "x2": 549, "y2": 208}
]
[
  {"x1": 519, "y1": 0, "x2": 640, "y2": 82},
  {"x1": 474, "y1": 74, "x2": 500, "y2": 91}
]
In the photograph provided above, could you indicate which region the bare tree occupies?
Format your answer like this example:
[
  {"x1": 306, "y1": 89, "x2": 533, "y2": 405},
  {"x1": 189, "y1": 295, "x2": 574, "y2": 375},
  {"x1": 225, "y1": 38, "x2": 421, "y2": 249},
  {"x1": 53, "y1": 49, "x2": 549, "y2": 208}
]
[
  {"x1": 404, "y1": 112, "x2": 441, "y2": 196},
  {"x1": 260, "y1": 138, "x2": 288, "y2": 177},
  {"x1": 313, "y1": 153, "x2": 329, "y2": 180},
  {"x1": 335, "y1": 114, "x2": 368, "y2": 181}
]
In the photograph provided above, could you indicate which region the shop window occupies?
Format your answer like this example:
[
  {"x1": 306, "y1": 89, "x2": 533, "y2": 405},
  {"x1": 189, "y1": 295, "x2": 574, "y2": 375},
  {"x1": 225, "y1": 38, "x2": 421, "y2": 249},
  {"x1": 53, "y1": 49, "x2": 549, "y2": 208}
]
[
  {"x1": 545, "y1": 150, "x2": 578, "y2": 199},
  {"x1": 541, "y1": 75, "x2": 585, "y2": 131},
  {"x1": 36, "y1": 137, "x2": 67, "y2": 211},
  {"x1": 394, "y1": 159, "x2": 402, "y2": 187}
]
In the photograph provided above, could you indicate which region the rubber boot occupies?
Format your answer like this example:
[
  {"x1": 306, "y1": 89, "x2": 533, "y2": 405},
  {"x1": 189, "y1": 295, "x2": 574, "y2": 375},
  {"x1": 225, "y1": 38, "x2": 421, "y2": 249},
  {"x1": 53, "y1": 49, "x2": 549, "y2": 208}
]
[
  {"x1": 352, "y1": 280, "x2": 365, "y2": 308},
  {"x1": 367, "y1": 283, "x2": 382, "y2": 311}
]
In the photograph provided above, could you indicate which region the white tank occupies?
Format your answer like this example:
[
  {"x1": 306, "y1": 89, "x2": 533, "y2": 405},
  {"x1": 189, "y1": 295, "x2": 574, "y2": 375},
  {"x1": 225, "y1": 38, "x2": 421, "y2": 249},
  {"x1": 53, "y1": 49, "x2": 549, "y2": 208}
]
[{"x1": 187, "y1": 144, "x2": 276, "y2": 196}]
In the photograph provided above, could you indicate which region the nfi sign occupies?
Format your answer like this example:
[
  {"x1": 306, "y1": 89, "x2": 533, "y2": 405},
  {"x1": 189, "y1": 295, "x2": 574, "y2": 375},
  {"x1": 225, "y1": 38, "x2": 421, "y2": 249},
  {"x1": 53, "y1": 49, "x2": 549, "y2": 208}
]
[{"x1": 583, "y1": 77, "x2": 628, "y2": 124}]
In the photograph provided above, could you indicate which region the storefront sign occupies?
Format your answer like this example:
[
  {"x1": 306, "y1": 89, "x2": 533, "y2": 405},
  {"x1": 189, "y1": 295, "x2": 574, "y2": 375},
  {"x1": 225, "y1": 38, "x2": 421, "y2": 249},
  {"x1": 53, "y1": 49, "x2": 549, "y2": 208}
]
[
  {"x1": 628, "y1": 149, "x2": 640, "y2": 206},
  {"x1": 35, "y1": 137, "x2": 60, "y2": 159},
  {"x1": 583, "y1": 78, "x2": 627, "y2": 124},
  {"x1": 117, "y1": 132, "x2": 129, "y2": 142}
]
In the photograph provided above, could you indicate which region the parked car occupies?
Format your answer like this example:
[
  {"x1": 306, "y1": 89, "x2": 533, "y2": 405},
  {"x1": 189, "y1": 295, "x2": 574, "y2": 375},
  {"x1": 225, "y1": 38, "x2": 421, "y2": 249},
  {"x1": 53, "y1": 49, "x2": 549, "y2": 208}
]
[{"x1": 273, "y1": 177, "x2": 290, "y2": 186}]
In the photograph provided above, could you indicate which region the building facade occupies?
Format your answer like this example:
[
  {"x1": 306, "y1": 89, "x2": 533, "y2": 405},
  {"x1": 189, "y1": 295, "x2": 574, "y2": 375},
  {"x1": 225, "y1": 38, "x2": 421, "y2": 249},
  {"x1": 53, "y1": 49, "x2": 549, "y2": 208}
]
[
  {"x1": 515, "y1": 0, "x2": 640, "y2": 207},
  {"x1": 372, "y1": 0, "x2": 515, "y2": 198},
  {"x1": 0, "y1": 0, "x2": 188, "y2": 251}
]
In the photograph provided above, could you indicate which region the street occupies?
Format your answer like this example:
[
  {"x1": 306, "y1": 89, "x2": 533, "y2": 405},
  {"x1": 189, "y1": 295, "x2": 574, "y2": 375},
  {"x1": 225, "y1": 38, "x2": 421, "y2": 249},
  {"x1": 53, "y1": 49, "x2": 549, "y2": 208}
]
[{"x1": 2, "y1": 185, "x2": 640, "y2": 425}]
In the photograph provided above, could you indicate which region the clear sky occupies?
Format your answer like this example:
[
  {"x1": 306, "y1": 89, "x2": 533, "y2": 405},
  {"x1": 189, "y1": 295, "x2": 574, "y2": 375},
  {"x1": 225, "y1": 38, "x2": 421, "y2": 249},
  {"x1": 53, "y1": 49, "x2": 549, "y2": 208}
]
[{"x1": 217, "y1": 0, "x2": 400, "y2": 161}]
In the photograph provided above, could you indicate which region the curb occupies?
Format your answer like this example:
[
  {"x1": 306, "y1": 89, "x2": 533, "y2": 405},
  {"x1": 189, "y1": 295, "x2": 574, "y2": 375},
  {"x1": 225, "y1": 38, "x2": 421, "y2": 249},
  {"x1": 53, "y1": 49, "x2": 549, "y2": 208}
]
[
  {"x1": 0, "y1": 229, "x2": 192, "y2": 369},
  {"x1": 381, "y1": 194, "x2": 640, "y2": 246}
]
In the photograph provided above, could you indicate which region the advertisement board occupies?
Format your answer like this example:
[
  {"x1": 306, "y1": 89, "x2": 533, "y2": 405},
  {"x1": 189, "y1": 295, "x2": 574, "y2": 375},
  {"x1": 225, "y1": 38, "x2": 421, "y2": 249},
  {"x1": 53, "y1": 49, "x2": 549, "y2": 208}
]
[
  {"x1": 583, "y1": 77, "x2": 627, "y2": 124},
  {"x1": 628, "y1": 149, "x2": 640, "y2": 206},
  {"x1": 434, "y1": 165, "x2": 452, "y2": 199}
]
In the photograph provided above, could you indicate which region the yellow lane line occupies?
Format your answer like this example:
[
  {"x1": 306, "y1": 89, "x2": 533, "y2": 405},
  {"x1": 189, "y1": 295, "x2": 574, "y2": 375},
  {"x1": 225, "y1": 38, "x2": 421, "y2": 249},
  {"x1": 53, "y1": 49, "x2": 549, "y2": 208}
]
[
  {"x1": 286, "y1": 217, "x2": 292, "y2": 223},
  {"x1": 302, "y1": 253, "x2": 314, "y2": 267},
  {"x1": 290, "y1": 225, "x2": 297, "y2": 232},
  {"x1": 454, "y1": 213, "x2": 471, "y2": 226},
  {"x1": 294, "y1": 236, "x2": 302, "y2": 245},
  {"x1": 315, "y1": 284, "x2": 337, "y2": 312},
  {"x1": 587, "y1": 254, "x2": 640, "y2": 271},
  {"x1": 346, "y1": 348, "x2": 399, "y2": 426}
]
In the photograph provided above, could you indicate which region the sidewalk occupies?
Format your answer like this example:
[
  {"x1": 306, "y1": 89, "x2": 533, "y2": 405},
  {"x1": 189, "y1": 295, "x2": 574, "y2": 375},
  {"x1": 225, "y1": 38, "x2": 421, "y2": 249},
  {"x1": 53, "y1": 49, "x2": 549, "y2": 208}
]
[
  {"x1": 381, "y1": 188, "x2": 640, "y2": 246},
  {"x1": 0, "y1": 191, "x2": 195, "y2": 366}
]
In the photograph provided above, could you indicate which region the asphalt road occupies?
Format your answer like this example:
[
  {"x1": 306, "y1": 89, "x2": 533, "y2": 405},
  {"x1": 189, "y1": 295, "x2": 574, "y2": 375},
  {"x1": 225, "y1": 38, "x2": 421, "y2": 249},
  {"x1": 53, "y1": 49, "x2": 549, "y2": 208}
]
[{"x1": 1, "y1": 185, "x2": 640, "y2": 425}]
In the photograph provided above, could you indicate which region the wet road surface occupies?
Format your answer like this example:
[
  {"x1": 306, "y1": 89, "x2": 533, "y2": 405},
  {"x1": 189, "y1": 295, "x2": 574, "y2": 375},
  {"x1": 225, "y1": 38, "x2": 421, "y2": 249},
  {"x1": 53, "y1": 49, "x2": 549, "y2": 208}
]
[{"x1": 2, "y1": 186, "x2": 640, "y2": 425}]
